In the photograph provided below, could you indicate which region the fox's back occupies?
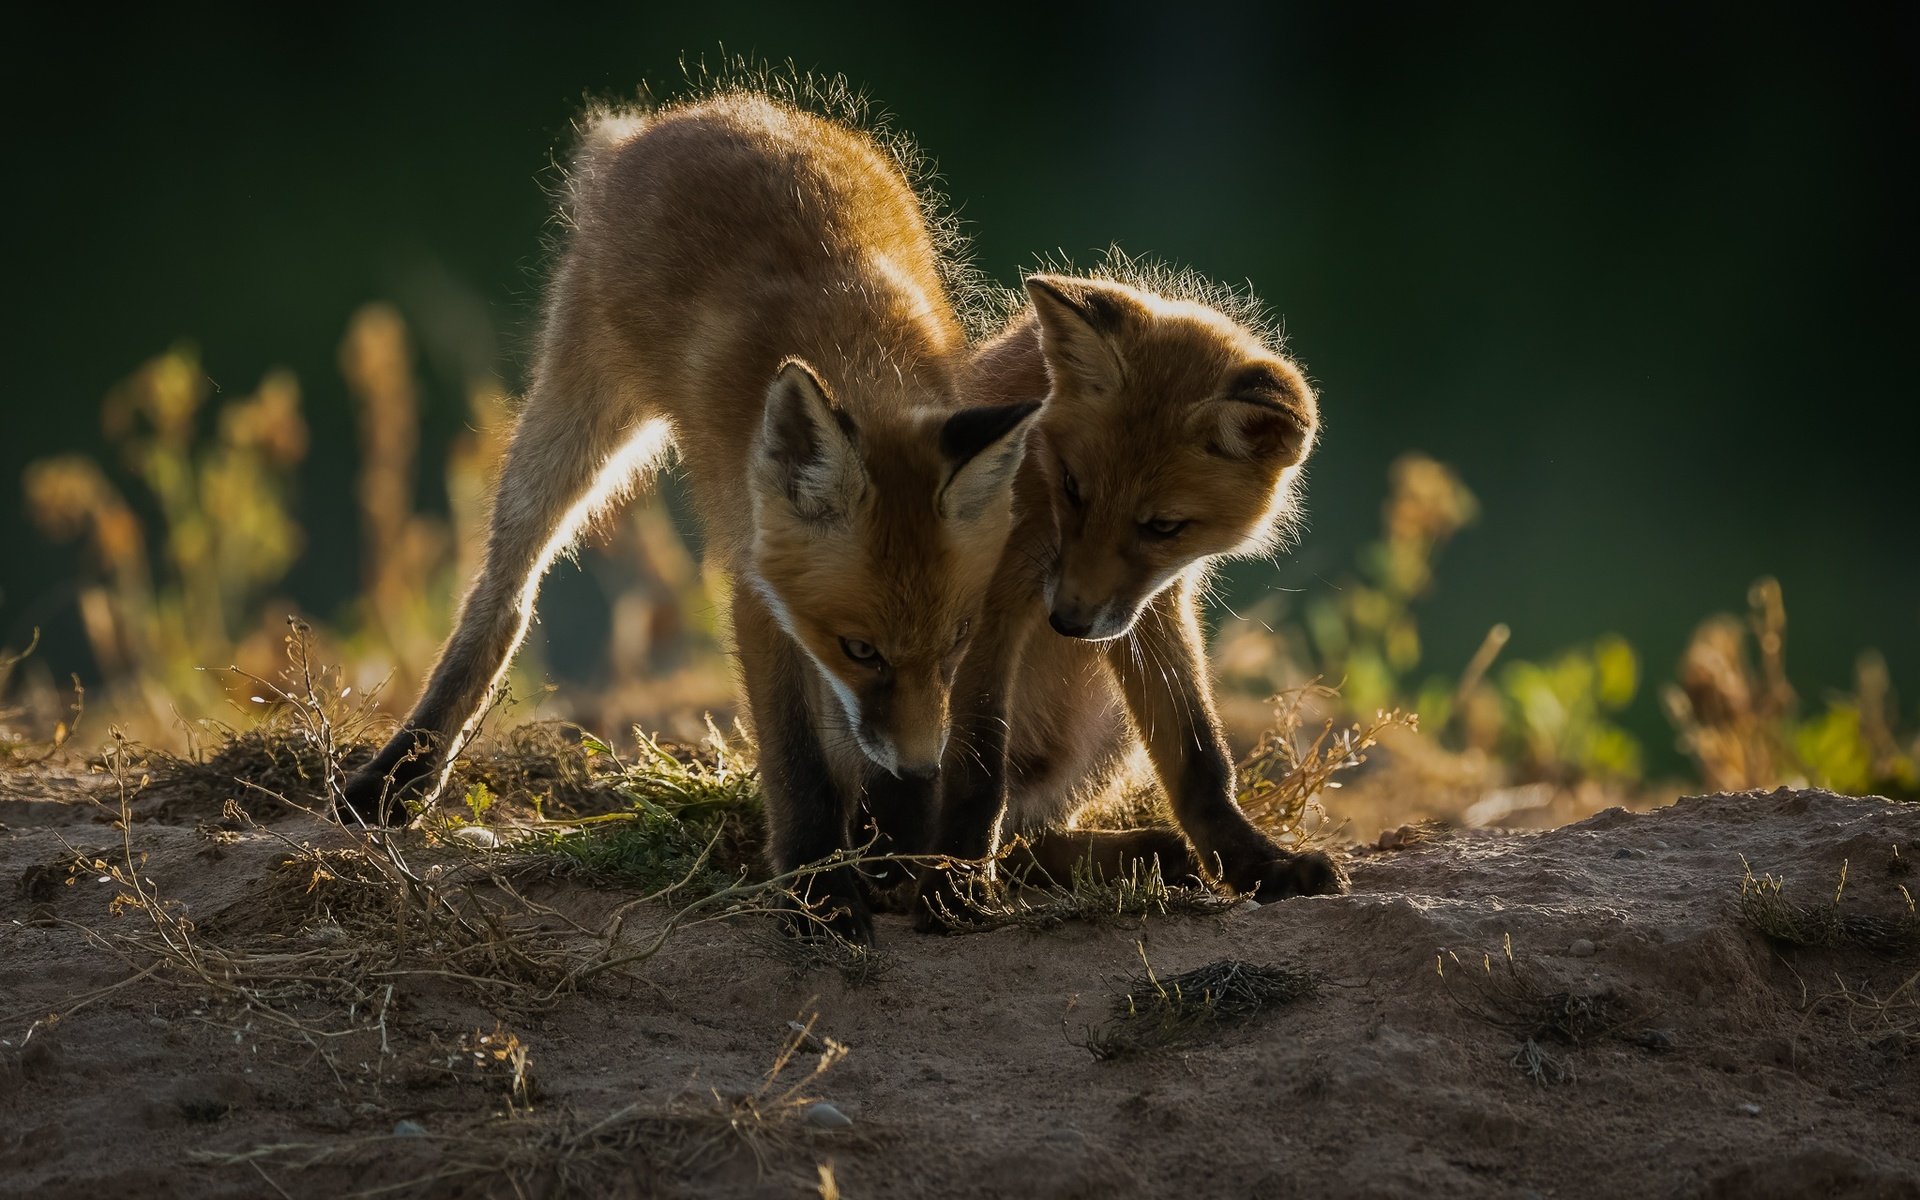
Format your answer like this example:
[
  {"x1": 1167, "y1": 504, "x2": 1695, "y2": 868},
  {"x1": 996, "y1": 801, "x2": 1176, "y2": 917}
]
[{"x1": 545, "y1": 95, "x2": 966, "y2": 559}]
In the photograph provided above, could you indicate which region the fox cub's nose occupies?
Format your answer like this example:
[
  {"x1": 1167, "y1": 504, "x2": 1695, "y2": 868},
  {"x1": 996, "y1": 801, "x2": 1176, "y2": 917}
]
[
  {"x1": 1049, "y1": 609, "x2": 1094, "y2": 639},
  {"x1": 872, "y1": 725, "x2": 944, "y2": 781}
]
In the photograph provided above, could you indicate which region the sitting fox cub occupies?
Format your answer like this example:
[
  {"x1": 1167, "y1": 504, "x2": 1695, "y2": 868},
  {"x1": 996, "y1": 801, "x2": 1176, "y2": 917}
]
[
  {"x1": 340, "y1": 92, "x2": 1038, "y2": 941},
  {"x1": 905, "y1": 271, "x2": 1346, "y2": 930}
]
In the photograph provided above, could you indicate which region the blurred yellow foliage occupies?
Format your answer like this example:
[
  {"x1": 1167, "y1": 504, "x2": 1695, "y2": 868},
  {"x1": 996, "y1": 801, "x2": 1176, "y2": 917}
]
[{"x1": 5, "y1": 309, "x2": 1911, "y2": 815}]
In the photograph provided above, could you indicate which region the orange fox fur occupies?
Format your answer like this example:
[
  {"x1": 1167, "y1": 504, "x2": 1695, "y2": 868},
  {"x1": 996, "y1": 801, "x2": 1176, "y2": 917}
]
[
  {"x1": 902, "y1": 268, "x2": 1346, "y2": 930},
  {"x1": 341, "y1": 89, "x2": 1037, "y2": 941}
]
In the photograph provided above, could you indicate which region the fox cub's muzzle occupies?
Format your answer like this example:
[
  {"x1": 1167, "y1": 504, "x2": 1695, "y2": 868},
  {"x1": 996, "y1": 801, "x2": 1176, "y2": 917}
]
[
  {"x1": 842, "y1": 671, "x2": 949, "y2": 780},
  {"x1": 1047, "y1": 540, "x2": 1156, "y2": 642}
]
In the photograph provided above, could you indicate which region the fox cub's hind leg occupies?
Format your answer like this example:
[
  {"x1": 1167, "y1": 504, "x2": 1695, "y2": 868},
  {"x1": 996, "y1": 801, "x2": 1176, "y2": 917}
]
[
  {"x1": 1008, "y1": 828, "x2": 1202, "y2": 889},
  {"x1": 732, "y1": 579, "x2": 877, "y2": 944},
  {"x1": 1111, "y1": 583, "x2": 1348, "y2": 900},
  {"x1": 340, "y1": 350, "x2": 665, "y2": 824}
]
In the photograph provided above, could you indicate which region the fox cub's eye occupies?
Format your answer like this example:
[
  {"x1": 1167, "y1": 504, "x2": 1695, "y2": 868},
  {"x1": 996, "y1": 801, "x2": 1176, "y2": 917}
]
[
  {"x1": 1140, "y1": 517, "x2": 1188, "y2": 539},
  {"x1": 840, "y1": 638, "x2": 883, "y2": 667},
  {"x1": 952, "y1": 619, "x2": 971, "y2": 648},
  {"x1": 1061, "y1": 465, "x2": 1082, "y2": 508}
]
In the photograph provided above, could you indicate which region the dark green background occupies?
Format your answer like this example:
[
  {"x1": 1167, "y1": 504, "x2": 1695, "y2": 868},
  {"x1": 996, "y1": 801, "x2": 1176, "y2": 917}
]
[{"x1": 5, "y1": 5, "x2": 1914, "y2": 766}]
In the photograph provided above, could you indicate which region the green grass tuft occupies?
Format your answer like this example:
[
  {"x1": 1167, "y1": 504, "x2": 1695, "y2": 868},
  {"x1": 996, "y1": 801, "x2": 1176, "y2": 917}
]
[{"x1": 512, "y1": 727, "x2": 765, "y2": 897}]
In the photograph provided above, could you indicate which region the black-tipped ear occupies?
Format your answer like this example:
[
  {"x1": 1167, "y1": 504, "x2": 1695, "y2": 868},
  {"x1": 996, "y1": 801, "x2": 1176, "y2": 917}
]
[
  {"x1": 1023, "y1": 274, "x2": 1142, "y2": 394},
  {"x1": 757, "y1": 359, "x2": 866, "y2": 522},
  {"x1": 1201, "y1": 398, "x2": 1315, "y2": 465},
  {"x1": 939, "y1": 402, "x2": 1041, "y2": 468},
  {"x1": 937, "y1": 401, "x2": 1041, "y2": 520},
  {"x1": 1194, "y1": 361, "x2": 1317, "y2": 465},
  {"x1": 1025, "y1": 274, "x2": 1139, "y2": 337}
]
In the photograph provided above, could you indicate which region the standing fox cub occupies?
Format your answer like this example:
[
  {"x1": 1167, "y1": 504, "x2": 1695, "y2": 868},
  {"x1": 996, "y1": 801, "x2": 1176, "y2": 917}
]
[
  {"x1": 907, "y1": 268, "x2": 1346, "y2": 930},
  {"x1": 340, "y1": 91, "x2": 1038, "y2": 940}
]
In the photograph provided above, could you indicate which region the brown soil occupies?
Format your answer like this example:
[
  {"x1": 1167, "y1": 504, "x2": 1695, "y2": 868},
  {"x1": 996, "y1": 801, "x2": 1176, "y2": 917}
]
[{"x1": 3, "y1": 768, "x2": 1916, "y2": 1199}]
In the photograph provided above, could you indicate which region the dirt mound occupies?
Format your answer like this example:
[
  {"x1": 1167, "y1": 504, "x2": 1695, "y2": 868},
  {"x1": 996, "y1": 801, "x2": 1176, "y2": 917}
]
[{"x1": 2, "y1": 778, "x2": 1915, "y2": 1198}]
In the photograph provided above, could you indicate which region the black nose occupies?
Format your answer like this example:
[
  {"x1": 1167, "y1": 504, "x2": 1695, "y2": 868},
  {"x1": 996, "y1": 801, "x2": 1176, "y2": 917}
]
[
  {"x1": 899, "y1": 761, "x2": 941, "y2": 782},
  {"x1": 1049, "y1": 612, "x2": 1092, "y2": 638}
]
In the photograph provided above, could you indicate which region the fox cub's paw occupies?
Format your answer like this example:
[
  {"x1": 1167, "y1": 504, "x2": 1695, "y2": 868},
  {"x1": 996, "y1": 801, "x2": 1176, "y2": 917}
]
[
  {"x1": 1245, "y1": 849, "x2": 1348, "y2": 902},
  {"x1": 337, "y1": 767, "x2": 408, "y2": 826},
  {"x1": 781, "y1": 868, "x2": 877, "y2": 946},
  {"x1": 335, "y1": 731, "x2": 437, "y2": 826}
]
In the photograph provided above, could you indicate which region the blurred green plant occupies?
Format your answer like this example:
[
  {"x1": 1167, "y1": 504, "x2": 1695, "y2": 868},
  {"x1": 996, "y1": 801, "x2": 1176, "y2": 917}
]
[
  {"x1": 1667, "y1": 579, "x2": 1917, "y2": 799},
  {"x1": 1280, "y1": 452, "x2": 1646, "y2": 785},
  {"x1": 23, "y1": 346, "x2": 307, "y2": 723},
  {"x1": 8, "y1": 313, "x2": 1913, "y2": 811},
  {"x1": 1302, "y1": 453, "x2": 1478, "y2": 717},
  {"x1": 0, "y1": 630, "x2": 82, "y2": 765},
  {"x1": 1219, "y1": 452, "x2": 1911, "y2": 808},
  {"x1": 15, "y1": 305, "x2": 732, "y2": 746}
]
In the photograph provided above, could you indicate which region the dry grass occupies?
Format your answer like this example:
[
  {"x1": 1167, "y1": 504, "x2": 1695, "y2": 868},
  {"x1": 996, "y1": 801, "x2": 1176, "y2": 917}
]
[
  {"x1": 1736, "y1": 858, "x2": 1918, "y2": 954},
  {"x1": 1436, "y1": 935, "x2": 1656, "y2": 1085},
  {"x1": 924, "y1": 848, "x2": 1238, "y2": 935},
  {"x1": 1236, "y1": 680, "x2": 1418, "y2": 845},
  {"x1": 1076, "y1": 944, "x2": 1319, "y2": 1060},
  {"x1": 191, "y1": 1013, "x2": 852, "y2": 1196},
  {"x1": 8, "y1": 653, "x2": 862, "y2": 1100},
  {"x1": 4, "y1": 631, "x2": 902, "y2": 1193},
  {"x1": 0, "y1": 630, "x2": 84, "y2": 767},
  {"x1": 1816, "y1": 969, "x2": 1920, "y2": 1052},
  {"x1": 752, "y1": 924, "x2": 893, "y2": 987}
]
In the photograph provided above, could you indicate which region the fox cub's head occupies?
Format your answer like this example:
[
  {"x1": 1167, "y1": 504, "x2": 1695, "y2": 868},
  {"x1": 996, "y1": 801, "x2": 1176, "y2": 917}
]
[
  {"x1": 1024, "y1": 274, "x2": 1318, "y2": 642},
  {"x1": 750, "y1": 359, "x2": 1038, "y2": 777}
]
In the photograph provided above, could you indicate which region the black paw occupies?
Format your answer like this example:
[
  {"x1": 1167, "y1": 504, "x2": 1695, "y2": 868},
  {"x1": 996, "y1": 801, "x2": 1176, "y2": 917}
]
[
  {"x1": 856, "y1": 784, "x2": 932, "y2": 891},
  {"x1": 336, "y1": 731, "x2": 438, "y2": 826},
  {"x1": 1243, "y1": 849, "x2": 1349, "y2": 902},
  {"x1": 781, "y1": 869, "x2": 876, "y2": 946}
]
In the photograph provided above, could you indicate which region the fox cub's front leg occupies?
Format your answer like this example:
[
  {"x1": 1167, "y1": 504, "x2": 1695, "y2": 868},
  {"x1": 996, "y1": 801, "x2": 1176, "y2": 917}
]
[
  {"x1": 913, "y1": 574, "x2": 1043, "y2": 932},
  {"x1": 1113, "y1": 583, "x2": 1347, "y2": 901},
  {"x1": 857, "y1": 766, "x2": 934, "y2": 902},
  {"x1": 733, "y1": 581, "x2": 875, "y2": 944}
]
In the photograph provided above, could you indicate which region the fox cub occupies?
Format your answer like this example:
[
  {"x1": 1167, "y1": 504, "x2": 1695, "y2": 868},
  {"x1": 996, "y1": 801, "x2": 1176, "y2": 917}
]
[
  {"x1": 908, "y1": 270, "x2": 1346, "y2": 930},
  {"x1": 340, "y1": 92, "x2": 1037, "y2": 941}
]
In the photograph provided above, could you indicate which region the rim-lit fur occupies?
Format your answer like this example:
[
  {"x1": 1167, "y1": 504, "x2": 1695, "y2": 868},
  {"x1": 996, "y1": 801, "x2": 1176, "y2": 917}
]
[
  {"x1": 917, "y1": 271, "x2": 1343, "y2": 925},
  {"x1": 343, "y1": 87, "x2": 1035, "y2": 901},
  {"x1": 1021, "y1": 273, "x2": 1316, "y2": 641}
]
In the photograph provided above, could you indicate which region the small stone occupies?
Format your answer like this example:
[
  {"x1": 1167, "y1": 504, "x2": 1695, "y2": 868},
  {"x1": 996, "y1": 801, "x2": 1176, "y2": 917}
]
[
  {"x1": 1736, "y1": 1102, "x2": 1762, "y2": 1117},
  {"x1": 450, "y1": 826, "x2": 499, "y2": 850},
  {"x1": 803, "y1": 1101, "x2": 853, "y2": 1130},
  {"x1": 1612, "y1": 848, "x2": 1636, "y2": 860},
  {"x1": 393, "y1": 1119, "x2": 428, "y2": 1138},
  {"x1": 1568, "y1": 938, "x2": 1596, "y2": 958},
  {"x1": 1632, "y1": 1028, "x2": 1679, "y2": 1053}
]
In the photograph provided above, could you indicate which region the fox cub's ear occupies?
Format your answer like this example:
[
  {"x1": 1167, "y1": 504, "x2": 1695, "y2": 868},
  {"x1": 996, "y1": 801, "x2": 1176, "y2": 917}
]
[
  {"x1": 1195, "y1": 362, "x2": 1318, "y2": 466},
  {"x1": 757, "y1": 359, "x2": 868, "y2": 523},
  {"x1": 937, "y1": 402, "x2": 1041, "y2": 521},
  {"x1": 1023, "y1": 275, "x2": 1146, "y2": 396}
]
